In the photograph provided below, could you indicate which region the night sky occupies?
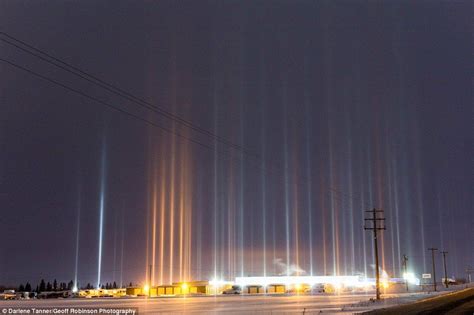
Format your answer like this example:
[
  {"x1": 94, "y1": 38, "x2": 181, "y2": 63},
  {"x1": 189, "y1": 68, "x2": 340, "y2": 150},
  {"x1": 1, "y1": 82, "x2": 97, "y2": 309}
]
[{"x1": 1, "y1": 1, "x2": 472, "y2": 288}]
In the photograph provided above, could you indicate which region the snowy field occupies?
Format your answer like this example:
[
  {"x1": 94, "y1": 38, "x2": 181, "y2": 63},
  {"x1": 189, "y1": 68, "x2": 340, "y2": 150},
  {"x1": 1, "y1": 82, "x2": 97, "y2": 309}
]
[{"x1": 0, "y1": 289, "x2": 463, "y2": 315}]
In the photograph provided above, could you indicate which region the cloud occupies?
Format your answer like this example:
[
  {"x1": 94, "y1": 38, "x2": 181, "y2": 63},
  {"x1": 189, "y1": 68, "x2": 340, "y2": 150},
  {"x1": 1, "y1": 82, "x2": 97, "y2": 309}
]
[{"x1": 273, "y1": 258, "x2": 306, "y2": 276}]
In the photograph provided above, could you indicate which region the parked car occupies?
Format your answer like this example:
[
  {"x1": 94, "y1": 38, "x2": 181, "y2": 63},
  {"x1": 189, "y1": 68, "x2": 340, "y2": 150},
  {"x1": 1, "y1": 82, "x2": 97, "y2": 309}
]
[
  {"x1": 304, "y1": 284, "x2": 325, "y2": 294},
  {"x1": 223, "y1": 285, "x2": 241, "y2": 294},
  {"x1": 0, "y1": 290, "x2": 16, "y2": 300}
]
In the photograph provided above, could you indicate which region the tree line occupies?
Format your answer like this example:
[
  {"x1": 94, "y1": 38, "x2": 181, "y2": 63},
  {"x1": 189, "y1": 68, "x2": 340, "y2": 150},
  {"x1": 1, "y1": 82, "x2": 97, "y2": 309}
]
[{"x1": 15, "y1": 280, "x2": 125, "y2": 292}]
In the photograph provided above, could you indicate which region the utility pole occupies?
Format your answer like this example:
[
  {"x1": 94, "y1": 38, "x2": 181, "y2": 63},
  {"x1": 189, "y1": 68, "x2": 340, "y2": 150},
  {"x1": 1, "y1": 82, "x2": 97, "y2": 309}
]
[
  {"x1": 466, "y1": 266, "x2": 473, "y2": 283},
  {"x1": 365, "y1": 208, "x2": 386, "y2": 300},
  {"x1": 428, "y1": 248, "x2": 438, "y2": 291},
  {"x1": 441, "y1": 251, "x2": 448, "y2": 288},
  {"x1": 402, "y1": 254, "x2": 409, "y2": 291}
]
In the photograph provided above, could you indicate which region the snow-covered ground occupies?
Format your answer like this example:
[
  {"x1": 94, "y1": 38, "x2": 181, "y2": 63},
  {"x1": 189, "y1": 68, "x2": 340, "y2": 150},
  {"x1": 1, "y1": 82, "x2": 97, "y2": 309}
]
[{"x1": 1, "y1": 284, "x2": 472, "y2": 314}]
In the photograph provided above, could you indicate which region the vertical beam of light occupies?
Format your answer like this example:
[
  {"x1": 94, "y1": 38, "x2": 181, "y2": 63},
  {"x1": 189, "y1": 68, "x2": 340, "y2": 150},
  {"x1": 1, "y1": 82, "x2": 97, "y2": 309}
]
[
  {"x1": 151, "y1": 155, "x2": 158, "y2": 286},
  {"x1": 353, "y1": 35, "x2": 367, "y2": 277},
  {"x1": 345, "y1": 112, "x2": 355, "y2": 275},
  {"x1": 436, "y1": 183, "x2": 445, "y2": 251},
  {"x1": 181, "y1": 141, "x2": 186, "y2": 283},
  {"x1": 292, "y1": 161, "x2": 300, "y2": 276},
  {"x1": 159, "y1": 155, "x2": 166, "y2": 285},
  {"x1": 195, "y1": 176, "x2": 202, "y2": 281},
  {"x1": 322, "y1": 14, "x2": 338, "y2": 276},
  {"x1": 373, "y1": 112, "x2": 387, "y2": 273},
  {"x1": 169, "y1": 134, "x2": 176, "y2": 284},
  {"x1": 210, "y1": 28, "x2": 220, "y2": 282},
  {"x1": 112, "y1": 202, "x2": 118, "y2": 284},
  {"x1": 260, "y1": 147, "x2": 266, "y2": 277},
  {"x1": 305, "y1": 131, "x2": 313, "y2": 276},
  {"x1": 239, "y1": 108, "x2": 245, "y2": 278},
  {"x1": 179, "y1": 154, "x2": 184, "y2": 282},
  {"x1": 227, "y1": 162, "x2": 234, "y2": 279},
  {"x1": 73, "y1": 181, "x2": 81, "y2": 291},
  {"x1": 366, "y1": 141, "x2": 375, "y2": 278},
  {"x1": 387, "y1": 155, "x2": 396, "y2": 275},
  {"x1": 393, "y1": 13, "x2": 404, "y2": 277},
  {"x1": 238, "y1": 26, "x2": 246, "y2": 279},
  {"x1": 399, "y1": 142, "x2": 413, "y2": 267},
  {"x1": 328, "y1": 121, "x2": 338, "y2": 276},
  {"x1": 185, "y1": 142, "x2": 192, "y2": 282},
  {"x1": 185, "y1": 150, "x2": 193, "y2": 283},
  {"x1": 413, "y1": 125, "x2": 427, "y2": 270},
  {"x1": 183, "y1": 142, "x2": 189, "y2": 282},
  {"x1": 393, "y1": 158, "x2": 402, "y2": 275},
  {"x1": 358, "y1": 159, "x2": 368, "y2": 277},
  {"x1": 119, "y1": 202, "x2": 124, "y2": 288},
  {"x1": 272, "y1": 180, "x2": 277, "y2": 275},
  {"x1": 168, "y1": 35, "x2": 178, "y2": 284},
  {"x1": 144, "y1": 136, "x2": 152, "y2": 286},
  {"x1": 272, "y1": 210, "x2": 276, "y2": 275},
  {"x1": 340, "y1": 177, "x2": 348, "y2": 276},
  {"x1": 97, "y1": 136, "x2": 107, "y2": 289},
  {"x1": 220, "y1": 153, "x2": 226, "y2": 281},
  {"x1": 212, "y1": 80, "x2": 218, "y2": 282},
  {"x1": 282, "y1": 86, "x2": 291, "y2": 276},
  {"x1": 178, "y1": 140, "x2": 186, "y2": 281},
  {"x1": 415, "y1": 169, "x2": 427, "y2": 269},
  {"x1": 259, "y1": 48, "x2": 267, "y2": 277},
  {"x1": 320, "y1": 172, "x2": 327, "y2": 276},
  {"x1": 304, "y1": 55, "x2": 314, "y2": 277}
]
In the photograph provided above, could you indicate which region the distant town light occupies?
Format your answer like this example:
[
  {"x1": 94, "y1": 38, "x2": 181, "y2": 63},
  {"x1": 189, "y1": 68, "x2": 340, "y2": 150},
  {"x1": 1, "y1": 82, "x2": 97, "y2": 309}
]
[{"x1": 403, "y1": 272, "x2": 420, "y2": 285}]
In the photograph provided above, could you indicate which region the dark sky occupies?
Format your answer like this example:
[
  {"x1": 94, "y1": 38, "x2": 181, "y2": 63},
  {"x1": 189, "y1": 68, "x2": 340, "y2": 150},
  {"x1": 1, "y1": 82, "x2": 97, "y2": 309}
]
[{"x1": 1, "y1": 1, "x2": 472, "y2": 287}]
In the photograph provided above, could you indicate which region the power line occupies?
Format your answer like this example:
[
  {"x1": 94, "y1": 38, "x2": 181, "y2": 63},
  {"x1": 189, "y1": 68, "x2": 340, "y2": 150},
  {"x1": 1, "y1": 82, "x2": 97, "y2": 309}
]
[
  {"x1": 0, "y1": 58, "x2": 370, "y2": 212},
  {"x1": 0, "y1": 32, "x2": 253, "y2": 157},
  {"x1": 0, "y1": 32, "x2": 373, "y2": 204},
  {"x1": 1, "y1": 41, "x2": 385, "y2": 286},
  {"x1": 0, "y1": 37, "x2": 372, "y2": 210},
  {"x1": 0, "y1": 57, "x2": 241, "y2": 159}
]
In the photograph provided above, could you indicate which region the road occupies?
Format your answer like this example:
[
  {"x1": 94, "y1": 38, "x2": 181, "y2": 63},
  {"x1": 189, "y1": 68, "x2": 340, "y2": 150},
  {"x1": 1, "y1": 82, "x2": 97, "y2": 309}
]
[
  {"x1": 364, "y1": 287, "x2": 474, "y2": 314},
  {"x1": 0, "y1": 292, "x2": 446, "y2": 314}
]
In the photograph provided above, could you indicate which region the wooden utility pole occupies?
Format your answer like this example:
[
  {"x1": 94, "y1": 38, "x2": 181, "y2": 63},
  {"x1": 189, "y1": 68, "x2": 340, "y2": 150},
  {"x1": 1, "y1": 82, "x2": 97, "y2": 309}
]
[
  {"x1": 441, "y1": 251, "x2": 448, "y2": 288},
  {"x1": 365, "y1": 208, "x2": 386, "y2": 300},
  {"x1": 428, "y1": 248, "x2": 438, "y2": 291},
  {"x1": 466, "y1": 266, "x2": 474, "y2": 283},
  {"x1": 402, "y1": 254, "x2": 409, "y2": 291}
]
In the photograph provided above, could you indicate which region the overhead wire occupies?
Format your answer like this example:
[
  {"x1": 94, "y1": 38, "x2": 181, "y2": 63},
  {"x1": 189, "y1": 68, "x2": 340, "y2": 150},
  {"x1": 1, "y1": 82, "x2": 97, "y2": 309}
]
[
  {"x1": 0, "y1": 32, "x2": 254, "y2": 156},
  {"x1": 0, "y1": 33, "x2": 371, "y2": 209}
]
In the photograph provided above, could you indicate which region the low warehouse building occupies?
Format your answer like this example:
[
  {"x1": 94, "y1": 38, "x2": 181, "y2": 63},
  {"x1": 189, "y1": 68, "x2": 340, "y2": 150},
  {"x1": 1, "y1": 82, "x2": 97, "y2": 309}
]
[
  {"x1": 125, "y1": 287, "x2": 143, "y2": 296},
  {"x1": 266, "y1": 284, "x2": 286, "y2": 294},
  {"x1": 244, "y1": 285, "x2": 265, "y2": 294}
]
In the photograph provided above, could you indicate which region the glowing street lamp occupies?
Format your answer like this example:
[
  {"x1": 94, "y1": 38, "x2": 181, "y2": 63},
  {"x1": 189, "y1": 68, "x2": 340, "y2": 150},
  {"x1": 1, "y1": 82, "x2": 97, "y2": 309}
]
[
  {"x1": 143, "y1": 284, "x2": 150, "y2": 296},
  {"x1": 181, "y1": 283, "x2": 189, "y2": 295}
]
